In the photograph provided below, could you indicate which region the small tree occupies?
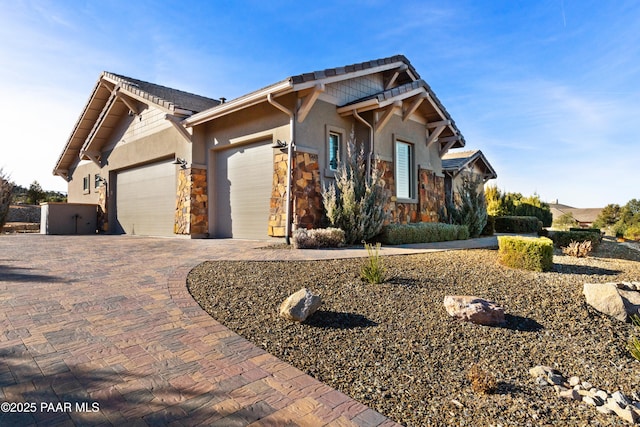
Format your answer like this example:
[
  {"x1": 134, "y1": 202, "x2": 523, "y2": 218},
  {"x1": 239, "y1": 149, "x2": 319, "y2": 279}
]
[
  {"x1": 322, "y1": 129, "x2": 389, "y2": 244},
  {"x1": 553, "y1": 212, "x2": 577, "y2": 230},
  {"x1": 446, "y1": 174, "x2": 487, "y2": 238},
  {"x1": 0, "y1": 169, "x2": 14, "y2": 230},
  {"x1": 26, "y1": 180, "x2": 45, "y2": 205}
]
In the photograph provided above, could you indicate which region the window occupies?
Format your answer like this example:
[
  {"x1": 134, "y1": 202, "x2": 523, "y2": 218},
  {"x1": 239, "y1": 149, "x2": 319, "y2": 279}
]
[
  {"x1": 395, "y1": 140, "x2": 415, "y2": 200},
  {"x1": 83, "y1": 175, "x2": 90, "y2": 194},
  {"x1": 328, "y1": 132, "x2": 340, "y2": 171},
  {"x1": 325, "y1": 125, "x2": 345, "y2": 176}
]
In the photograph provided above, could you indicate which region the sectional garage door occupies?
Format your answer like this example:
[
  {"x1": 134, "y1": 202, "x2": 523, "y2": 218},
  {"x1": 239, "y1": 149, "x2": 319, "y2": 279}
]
[
  {"x1": 214, "y1": 141, "x2": 273, "y2": 239},
  {"x1": 116, "y1": 161, "x2": 176, "y2": 236}
]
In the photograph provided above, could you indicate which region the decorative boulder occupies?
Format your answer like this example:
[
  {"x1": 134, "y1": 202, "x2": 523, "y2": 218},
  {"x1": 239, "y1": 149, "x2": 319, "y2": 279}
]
[
  {"x1": 583, "y1": 282, "x2": 640, "y2": 322},
  {"x1": 279, "y1": 288, "x2": 322, "y2": 322},
  {"x1": 443, "y1": 295, "x2": 505, "y2": 326}
]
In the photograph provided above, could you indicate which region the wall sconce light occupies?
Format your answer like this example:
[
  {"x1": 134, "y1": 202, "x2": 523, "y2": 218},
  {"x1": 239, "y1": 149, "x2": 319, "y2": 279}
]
[
  {"x1": 271, "y1": 139, "x2": 288, "y2": 152},
  {"x1": 172, "y1": 157, "x2": 188, "y2": 169},
  {"x1": 96, "y1": 176, "x2": 107, "y2": 185}
]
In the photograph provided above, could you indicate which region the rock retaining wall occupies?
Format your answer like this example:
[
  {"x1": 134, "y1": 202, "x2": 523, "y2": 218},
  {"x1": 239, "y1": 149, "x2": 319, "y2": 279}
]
[{"x1": 7, "y1": 205, "x2": 41, "y2": 223}]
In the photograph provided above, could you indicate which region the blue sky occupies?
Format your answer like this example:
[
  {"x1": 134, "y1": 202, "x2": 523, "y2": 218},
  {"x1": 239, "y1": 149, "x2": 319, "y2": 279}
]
[{"x1": 1, "y1": 0, "x2": 638, "y2": 207}]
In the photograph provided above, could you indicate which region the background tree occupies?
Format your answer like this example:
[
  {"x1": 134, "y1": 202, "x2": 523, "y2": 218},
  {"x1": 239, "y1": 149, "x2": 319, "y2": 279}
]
[
  {"x1": 593, "y1": 204, "x2": 621, "y2": 229},
  {"x1": 26, "y1": 180, "x2": 46, "y2": 205},
  {"x1": 485, "y1": 186, "x2": 552, "y2": 226},
  {"x1": 0, "y1": 169, "x2": 14, "y2": 230},
  {"x1": 553, "y1": 212, "x2": 578, "y2": 230}
]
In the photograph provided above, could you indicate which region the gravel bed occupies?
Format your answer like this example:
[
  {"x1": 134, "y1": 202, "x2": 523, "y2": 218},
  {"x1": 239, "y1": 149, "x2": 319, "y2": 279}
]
[{"x1": 187, "y1": 239, "x2": 640, "y2": 426}]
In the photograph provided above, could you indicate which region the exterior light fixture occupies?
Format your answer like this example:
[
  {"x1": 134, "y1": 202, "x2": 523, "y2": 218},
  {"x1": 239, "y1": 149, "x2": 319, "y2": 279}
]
[{"x1": 172, "y1": 157, "x2": 188, "y2": 169}]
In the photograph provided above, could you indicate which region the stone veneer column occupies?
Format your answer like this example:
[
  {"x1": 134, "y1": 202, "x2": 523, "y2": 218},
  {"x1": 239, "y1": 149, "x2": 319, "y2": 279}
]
[
  {"x1": 292, "y1": 151, "x2": 323, "y2": 230},
  {"x1": 269, "y1": 152, "x2": 288, "y2": 237},
  {"x1": 175, "y1": 168, "x2": 208, "y2": 236},
  {"x1": 97, "y1": 183, "x2": 108, "y2": 232}
]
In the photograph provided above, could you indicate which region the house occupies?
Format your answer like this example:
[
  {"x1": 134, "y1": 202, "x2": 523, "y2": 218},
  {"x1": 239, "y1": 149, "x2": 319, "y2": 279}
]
[
  {"x1": 53, "y1": 55, "x2": 496, "y2": 240},
  {"x1": 441, "y1": 150, "x2": 497, "y2": 205},
  {"x1": 549, "y1": 202, "x2": 602, "y2": 228}
]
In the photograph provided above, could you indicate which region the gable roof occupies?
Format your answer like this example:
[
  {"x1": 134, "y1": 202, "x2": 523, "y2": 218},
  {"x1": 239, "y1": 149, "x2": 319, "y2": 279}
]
[
  {"x1": 104, "y1": 72, "x2": 220, "y2": 113},
  {"x1": 53, "y1": 72, "x2": 219, "y2": 179},
  {"x1": 442, "y1": 149, "x2": 497, "y2": 181},
  {"x1": 183, "y1": 55, "x2": 464, "y2": 149},
  {"x1": 290, "y1": 54, "x2": 419, "y2": 85}
]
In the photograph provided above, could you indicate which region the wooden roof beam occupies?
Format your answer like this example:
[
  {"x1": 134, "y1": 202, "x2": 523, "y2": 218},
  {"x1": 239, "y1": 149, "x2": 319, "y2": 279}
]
[
  {"x1": 297, "y1": 83, "x2": 325, "y2": 123},
  {"x1": 115, "y1": 90, "x2": 140, "y2": 115},
  {"x1": 374, "y1": 101, "x2": 402, "y2": 133},
  {"x1": 439, "y1": 136, "x2": 462, "y2": 156},
  {"x1": 384, "y1": 64, "x2": 408, "y2": 90},
  {"x1": 426, "y1": 124, "x2": 447, "y2": 148},
  {"x1": 403, "y1": 93, "x2": 428, "y2": 122}
]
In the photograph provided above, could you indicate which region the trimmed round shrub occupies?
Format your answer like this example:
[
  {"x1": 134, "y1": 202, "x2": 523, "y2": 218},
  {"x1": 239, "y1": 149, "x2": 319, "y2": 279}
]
[{"x1": 498, "y1": 236, "x2": 554, "y2": 272}]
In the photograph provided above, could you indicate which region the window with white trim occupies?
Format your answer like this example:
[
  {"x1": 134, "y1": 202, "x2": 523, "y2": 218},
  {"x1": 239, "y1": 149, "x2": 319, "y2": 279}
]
[{"x1": 395, "y1": 140, "x2": 415, "y2": 200}]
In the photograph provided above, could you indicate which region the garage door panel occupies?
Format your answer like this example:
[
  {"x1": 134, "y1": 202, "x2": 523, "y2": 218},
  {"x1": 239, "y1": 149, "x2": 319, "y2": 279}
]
[
  {"x1": 214, "y1": 142, "x2": 272, "y2": 239},
  {"x1": 116, "y1": 161, "x2": 176, "y2": 236}
]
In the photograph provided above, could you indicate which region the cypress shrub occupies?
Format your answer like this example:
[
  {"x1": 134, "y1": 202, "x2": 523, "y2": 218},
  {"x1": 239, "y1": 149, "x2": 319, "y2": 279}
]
[
  {"x1": 498, "y1": 236, "x2": 554, "y2": 272},
  {"x1": 494, "y1": 216, "x2": 541, "y2": 233},
  {"x1": 378, "y1": 222, "x2": 469, "y2": 245}
]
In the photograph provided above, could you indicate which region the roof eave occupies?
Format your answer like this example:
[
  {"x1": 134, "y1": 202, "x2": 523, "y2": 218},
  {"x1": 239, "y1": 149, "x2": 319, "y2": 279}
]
[{"x1": 183, "y1": 80, "x2": 293, "y2": 127}]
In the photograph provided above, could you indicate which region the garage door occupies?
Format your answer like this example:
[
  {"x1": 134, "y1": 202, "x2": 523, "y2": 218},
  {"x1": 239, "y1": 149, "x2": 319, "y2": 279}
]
[
  {"x1": 214, "y1": 141, "x2": 273, "y2": 239},
  {"x1": 116, "y1": 161, "x2": 176, "y2": 236}
]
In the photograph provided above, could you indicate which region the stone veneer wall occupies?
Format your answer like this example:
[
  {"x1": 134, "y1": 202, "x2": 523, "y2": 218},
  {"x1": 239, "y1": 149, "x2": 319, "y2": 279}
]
[
  {"x1": 378, "y1": 160, "x2": 444, "y2": 224},
  {"x1": 269, "y1": 149, "x2": 324, "y2": 237},
  {"x1": 175, "y1": 168, "x2": 208, "y2": 235},
  {"x1": 270, "y1": 154, "x2": 445, "y2": 237}
]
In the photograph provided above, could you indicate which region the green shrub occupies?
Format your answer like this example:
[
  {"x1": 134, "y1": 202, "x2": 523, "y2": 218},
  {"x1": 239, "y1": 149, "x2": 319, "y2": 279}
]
[
  {"x1": 322, "y1": 129, "x2": 389, "y2": 244},
  {"x1": 481, "y1": 215, "x2": 495, "y2": 236},
  {"x1": 361, "y1": 242, "x2": 385, "y2": 284},
  {"x1": 569, "y1": 227, "x2": 601, "y2": 234},
  {"x1": 628, "y1": 315, "x2": 640, "y2": 362},
  {"x1": 551, "y1": 231, "x2": 600, "y2": 249},
  {"x1": 498, "y1": 236, "x2": 554, "y2": 272},
  {"x1": 624, "y1": 224, "x2": 640, "y2": 241},
  {"x1": 494, "y1": 216, "x2": 541, "y2": 233},
  {"x1": 378, "y1": 222, "x2": 469, "y2": 245},
  {"x1": 292, "y1": 228, "x2": 345, "y2": 249}
]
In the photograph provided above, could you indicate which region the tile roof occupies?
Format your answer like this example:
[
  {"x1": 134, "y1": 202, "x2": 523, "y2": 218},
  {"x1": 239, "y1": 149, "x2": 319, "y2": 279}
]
[
  {"x1": 290, "y1": 54, "x2": 419, "y2": 84},
  {"x1": 441, "y1": 149, "x2": 497, "y2": 180},
  {"x1": 104, "y1": 72, "x2": 220, "y2": 113},
  {"x1": 441, "y1": 150, "x2": 480, "y2": 171}
]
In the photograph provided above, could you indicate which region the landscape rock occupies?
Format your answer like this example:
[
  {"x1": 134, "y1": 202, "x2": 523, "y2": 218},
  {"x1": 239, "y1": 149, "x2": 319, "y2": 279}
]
[
  {"x1": 279, "y1": 288, "x2": 322, "y2": 322},
  {"x1": 443, "y1": 296, "x2": 505, "y2": 326},
  {"x1": 583, "y1": 283, "x2": 628, "y2": 321},
  {"x1": 559, "y1": 388, "x2": 580, "y2": 400},
  {"x1": 568, "y1": 376, "x2": 581, "y2": 387},
  {"x1": 529, "y1": 365, "x2": 555, "y2": 378},
  {"x1": 611, "y1": 391, "x2": 632, "y2": 408},
  {"x1": 583, "y1": 282, "x2": 640, "y2": 322}
]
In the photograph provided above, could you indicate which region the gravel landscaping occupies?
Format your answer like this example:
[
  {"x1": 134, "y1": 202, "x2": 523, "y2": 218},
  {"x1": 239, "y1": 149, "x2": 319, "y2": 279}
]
[{"x1": 187, "y1": 238, "x2": 640, "y2": 426}]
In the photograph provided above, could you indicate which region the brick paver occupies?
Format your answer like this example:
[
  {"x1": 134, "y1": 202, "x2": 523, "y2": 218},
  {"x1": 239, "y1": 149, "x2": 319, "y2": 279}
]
[{"x1": 0, "y1": 234, "x2": 496, "y2": 425}]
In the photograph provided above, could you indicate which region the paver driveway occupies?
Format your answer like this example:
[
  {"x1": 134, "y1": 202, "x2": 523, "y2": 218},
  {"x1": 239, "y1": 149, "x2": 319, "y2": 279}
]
[{"x1": 0, "y1": 234, "x2": 413, "y2": 426}]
